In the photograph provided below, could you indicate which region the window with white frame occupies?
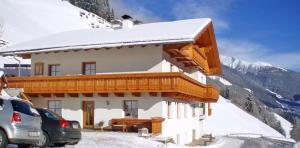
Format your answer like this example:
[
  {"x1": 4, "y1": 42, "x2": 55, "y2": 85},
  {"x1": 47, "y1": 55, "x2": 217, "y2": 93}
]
[
  {"x1": 124, "y1": 100, "x2": 138, "y2": 118},
  {"x1": 48, "y1": 100, "x2": 62, "y2": 115}
]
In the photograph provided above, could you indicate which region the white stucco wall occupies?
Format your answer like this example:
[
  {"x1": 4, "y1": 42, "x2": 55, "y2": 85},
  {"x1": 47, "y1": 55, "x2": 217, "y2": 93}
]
[
  {"x1": 31, "y1": 45, "x2": 163, "y2": 76},
  {"x1": 161, "y1": 98, "x2": 207, "y2": 145},
  {"x1": 30, "y1": 93, "x2": 164, "y2": 127}
]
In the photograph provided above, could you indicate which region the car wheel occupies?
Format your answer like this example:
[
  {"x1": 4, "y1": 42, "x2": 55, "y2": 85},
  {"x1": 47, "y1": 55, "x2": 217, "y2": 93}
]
[
  {"x1": 0, "y1": 130, "x2": 8, "y2": 148},
  {"x1": 17, "y1": 144, "x2": 34, "y2": 148},
  {"x1": 38, "y1": 131, "x2": 50, "y2": 147},
  {"x1": 54, "y1": 143, "x2": 66, "y2": 147}
]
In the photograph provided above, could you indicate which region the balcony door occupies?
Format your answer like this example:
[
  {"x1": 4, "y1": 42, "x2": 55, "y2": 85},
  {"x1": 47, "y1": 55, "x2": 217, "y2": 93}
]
[{"x1": 82, "y1": 101, "x2": 94, "y2": 128}]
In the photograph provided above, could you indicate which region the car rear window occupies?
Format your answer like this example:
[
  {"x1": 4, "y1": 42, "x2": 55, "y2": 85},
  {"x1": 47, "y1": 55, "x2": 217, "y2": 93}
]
[
  {"x1": 42, "y1": 109, "x2": 62, "y2": 120},
  {"x1": 11, "y1": 100, "x2": 37, "y2": 116}
]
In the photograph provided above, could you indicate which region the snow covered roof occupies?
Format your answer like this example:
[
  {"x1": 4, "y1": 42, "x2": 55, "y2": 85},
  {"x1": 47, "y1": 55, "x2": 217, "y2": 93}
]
[{"x1": 0, "y1": 18, "x2": 212, "y2": 54}]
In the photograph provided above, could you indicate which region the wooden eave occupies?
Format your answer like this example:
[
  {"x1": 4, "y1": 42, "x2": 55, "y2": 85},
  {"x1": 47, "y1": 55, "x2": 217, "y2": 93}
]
[{"x1": 164, "y1": 23, "x2": 222, "y2": 76}]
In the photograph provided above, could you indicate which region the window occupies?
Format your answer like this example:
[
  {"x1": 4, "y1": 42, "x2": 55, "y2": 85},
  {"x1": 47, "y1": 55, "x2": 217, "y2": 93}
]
[
  {"x1": 192, "y1": 104, "x2": 196, "y2": 117},
  {"x1": 48, "y1": 64, "x2": 60, "y2": 76},
  {"x1": 48, "y1": 100, "x2": 62, "y2": 116},
  {"x1": 11, "y1": 100, "x2": 38, "y2": 116},
  {"x1": 200, "y1": 103, "x2": 205, "y2": 115},
  {"x1": 41, "y1": 109, "x2": 62, "y2": 120},
  {"x1": 0, "y1": 99, "x2": 3, "y2": 111},
  {"x1": 177, "y1": 102, "x2": 182, "y2": 118},
  {"x1": 167, "y1": 101, "x2": 172, "y2": 119},
  {"x1": 124, "y1": 100, "x2": 138, "y2": 118},
  {"x1": 34, "y1": 62, "x2": 44, "y2": 75},
  {"x1": 82, "y1": 62, "x2": 96, "y2": 75}
]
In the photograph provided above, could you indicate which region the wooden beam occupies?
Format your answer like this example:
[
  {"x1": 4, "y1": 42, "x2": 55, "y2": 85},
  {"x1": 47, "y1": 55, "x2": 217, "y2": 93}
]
[
  {"x1": 132, "y1": 92, "x2": 141, "y2": 97},
  {"x1": 83, "y1": 93, "x2": 93, "y2": 97},
  {"x1": 68, "y1": 93, "x2": 79, "y2": 97},
  {"x1": 98, "y1": 93, "x2": 109, "y2": 97},
  {"x1": 114, "y1": 93, "x2": 124, "y2": 97},
  {"x1": 54, "y1": 93, "x2": 65, "y2": 98},
  {"x1": 149, "y1": 92, "x2": 158, "y2": 97},
  {"x1": 41, "y1": 93, "x2": 51, "y2": 98},
  {"x1": 176, "y1": 58, "x2": 192, "y2": 62},
  {"x1": 27, "y1": 93, "x2": 38, "y2": 98}
]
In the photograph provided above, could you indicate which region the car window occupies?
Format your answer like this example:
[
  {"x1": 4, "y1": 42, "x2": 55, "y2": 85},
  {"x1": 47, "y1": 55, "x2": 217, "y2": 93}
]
[
  {"x1": 42, "y1": 109, "x2": 62, "y2": 120},
  {"x1": 0, "y1": 99, "x2": 3, "y2": 111},
  {"x1": 11, "y1": 100, "x2": 37, "y2": 116}
]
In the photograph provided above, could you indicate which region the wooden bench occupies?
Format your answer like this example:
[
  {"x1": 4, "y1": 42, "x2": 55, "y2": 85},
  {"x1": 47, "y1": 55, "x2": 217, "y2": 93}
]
[{"x1": 111, "y1": 118, "x2": 152, "y2": 133}]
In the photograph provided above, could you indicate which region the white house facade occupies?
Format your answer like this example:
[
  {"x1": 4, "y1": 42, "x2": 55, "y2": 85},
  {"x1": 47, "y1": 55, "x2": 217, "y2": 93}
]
[{"x1": 3, "y1": 18, "x2": 222, "y2": 145}]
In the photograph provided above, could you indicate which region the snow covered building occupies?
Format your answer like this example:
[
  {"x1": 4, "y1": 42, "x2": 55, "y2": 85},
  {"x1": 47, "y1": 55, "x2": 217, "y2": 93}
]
[{"x1": 1, "y1": 18, "x2": 222, "y2": 145}]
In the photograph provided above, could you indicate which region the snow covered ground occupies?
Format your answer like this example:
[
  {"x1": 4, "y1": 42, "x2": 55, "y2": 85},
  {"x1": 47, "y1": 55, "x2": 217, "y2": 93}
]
[
  {"x1": 66, "y1": 131, "x2": 165, "y2": 148},
  {"x1": 204, "y1": 96, "x2": 289, "y2": 139}
]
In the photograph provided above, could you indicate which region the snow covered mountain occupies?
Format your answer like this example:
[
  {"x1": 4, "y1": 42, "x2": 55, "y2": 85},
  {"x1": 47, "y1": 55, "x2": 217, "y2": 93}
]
[
  {"x1": 0, "y1": 0, "x2": 111, "y2": 69},
  {"x1": 220, "y1": 55, "x2": 287, "y2": 74},
  {"x1": 209, "y1": 55, "x2": 300, "y2": 140}
]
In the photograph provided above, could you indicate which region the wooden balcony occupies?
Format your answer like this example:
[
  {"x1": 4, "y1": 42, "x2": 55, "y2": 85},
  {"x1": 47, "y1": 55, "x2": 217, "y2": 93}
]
[
  {"x1": 164, "y1": 44, "x2": 211, "y2": 74},
  {"x1": 7, "y1": 72, "x2": 219, "y2": 102}
]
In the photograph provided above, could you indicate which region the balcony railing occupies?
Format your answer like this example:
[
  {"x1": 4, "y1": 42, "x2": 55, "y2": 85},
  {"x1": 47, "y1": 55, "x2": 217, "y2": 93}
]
[
  {"x1": 164, "y1": 44, "x2": 211, "y2": 74},
  {"x1": 7, "y1": 72, "x2": 219, "y2": 102}
]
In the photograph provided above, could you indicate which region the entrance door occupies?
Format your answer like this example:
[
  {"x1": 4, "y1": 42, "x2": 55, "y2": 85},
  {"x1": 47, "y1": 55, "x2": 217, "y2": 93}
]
[{"x1": 82, "y1": 101, "x2": 94, "y2": 128}]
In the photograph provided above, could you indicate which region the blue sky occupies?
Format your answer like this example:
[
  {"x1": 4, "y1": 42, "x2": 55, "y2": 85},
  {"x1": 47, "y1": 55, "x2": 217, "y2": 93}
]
[{"x1": 110, "y1": 0, "x2": 300, "y2": 72}]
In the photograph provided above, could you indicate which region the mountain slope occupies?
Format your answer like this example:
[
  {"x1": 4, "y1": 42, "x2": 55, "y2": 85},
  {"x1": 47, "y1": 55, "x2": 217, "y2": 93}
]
[
  {"x1": 219, "y1": 56, "x2": 300, "y2": 117},
  {"x1": 0, "y1": 0, "x2": 111, "y2": 68},
  {"x1": 205, "y1": 96, "x2": 287, "y2": 138}
]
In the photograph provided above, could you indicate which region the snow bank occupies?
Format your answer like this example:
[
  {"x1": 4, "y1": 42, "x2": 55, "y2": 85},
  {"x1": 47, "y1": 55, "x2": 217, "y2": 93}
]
[
  {"x1": 274, "y1": 113, "x2": 293, "y2": 138},
  {"x1": 204, "y1": 96, "x2": 285, "y2": 138}
]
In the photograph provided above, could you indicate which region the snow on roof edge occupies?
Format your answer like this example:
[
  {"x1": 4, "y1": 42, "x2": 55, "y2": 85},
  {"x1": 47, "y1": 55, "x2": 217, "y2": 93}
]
[{"x1": 1, "y1": 38, "x2": 194, "y2": 55}]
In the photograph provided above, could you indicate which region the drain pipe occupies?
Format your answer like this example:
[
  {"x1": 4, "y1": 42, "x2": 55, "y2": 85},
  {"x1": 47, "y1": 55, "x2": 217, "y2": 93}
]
[{"x1": 12, "y1": 53, "x2": 21, "y2": 77}]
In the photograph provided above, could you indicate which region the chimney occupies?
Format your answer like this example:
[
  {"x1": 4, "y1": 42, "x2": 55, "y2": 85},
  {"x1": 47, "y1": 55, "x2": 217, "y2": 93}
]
[{"x1": 122, "y1": 14, "x2": 134, "y2": 28}]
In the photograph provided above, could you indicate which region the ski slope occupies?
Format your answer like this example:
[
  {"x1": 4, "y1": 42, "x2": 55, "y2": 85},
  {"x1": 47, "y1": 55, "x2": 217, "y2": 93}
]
[{"x1": 204, "y1": 96, "x2": 286, "y2": 138}]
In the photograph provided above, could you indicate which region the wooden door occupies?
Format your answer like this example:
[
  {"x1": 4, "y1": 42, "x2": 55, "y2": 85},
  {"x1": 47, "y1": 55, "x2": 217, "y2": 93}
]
[{"x1": 82, "y1": 101, "x2": 94, "y2": 128}]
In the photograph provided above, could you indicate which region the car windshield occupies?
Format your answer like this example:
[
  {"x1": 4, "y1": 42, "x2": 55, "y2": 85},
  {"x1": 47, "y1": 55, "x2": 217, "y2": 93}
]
[{"x1": 42, "y1": 109, "x2": 62, "y2": 120}]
